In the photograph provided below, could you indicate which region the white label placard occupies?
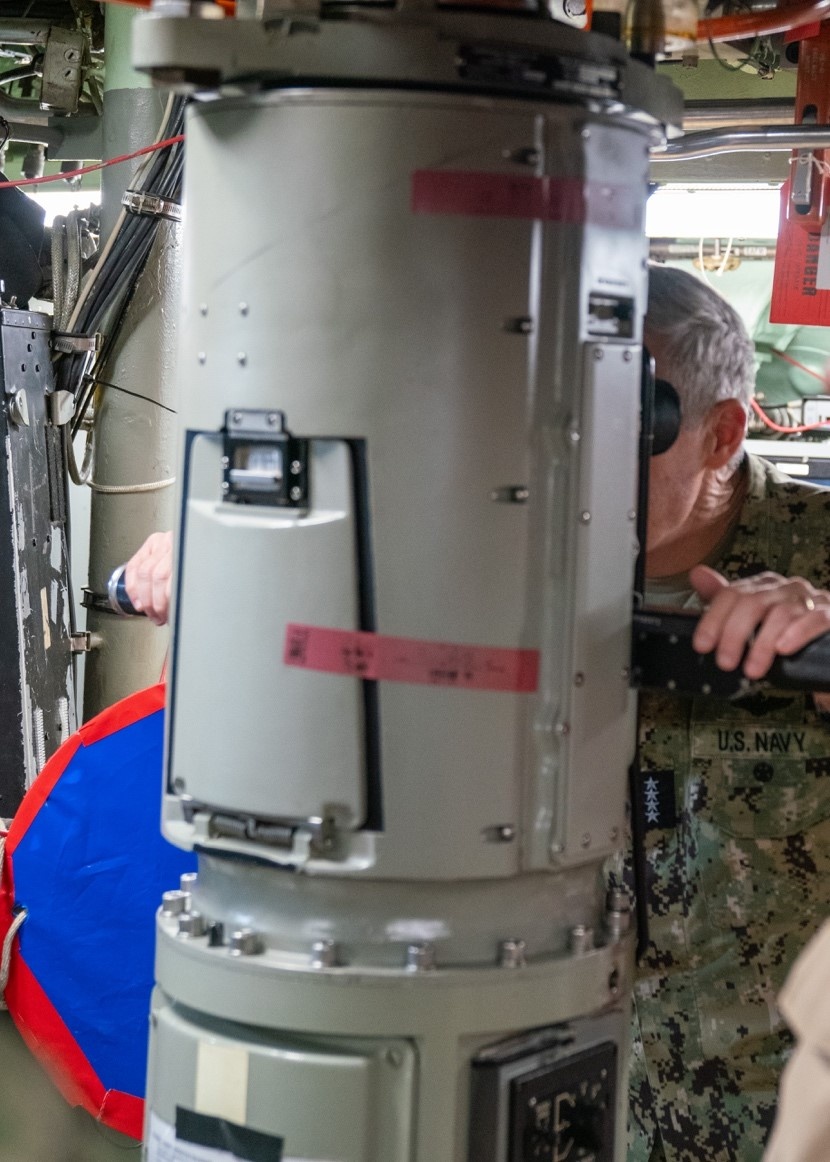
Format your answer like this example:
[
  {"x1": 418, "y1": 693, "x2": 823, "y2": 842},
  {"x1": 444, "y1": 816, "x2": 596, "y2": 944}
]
[{"x1": 195, "y1": 1040, "x2": 249, "y2": 1125}]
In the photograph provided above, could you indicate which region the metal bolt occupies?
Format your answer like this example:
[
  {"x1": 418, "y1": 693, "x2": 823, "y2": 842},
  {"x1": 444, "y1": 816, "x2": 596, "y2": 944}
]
[
  {"x1": 267, "y1": 412, "x2": 279, "y2": 426},
  {"x1": 290, "y1": 486, "x2": 302, "y2": 502},
  {"x1": 229, "y1": 928, "x2": 264, "y2": 957},
  {"x1": 623, "y1": 349, "x2": 633, "y2": 362},
  {"x1": 606, "y1": 887, "x2": 632, "y2": 941},
  {"x1": 499, "y1": 939, "x2": 527, "y2": 969},
  {"x1": 180, "y1": 872, "x2": 198, "y2": 894},
  {"x1": 505, "y1": 147, "x2": 541, "y2": 166},
  {"x1": 580, "y1": 511, "x2": 591, "y2": 524},
  {"x1": 554, "y1": 722, "x2": 570, "y2": 736},
  {"x1": 406, "y1": 942, "x2": 437, "y2": 972},
  {"x1": 232, "y1": 411, "x2": 242, "y2": 424},
  {"x1": 198, "y1": 352, "x2": 206, "y2": 365},
  {"x1": 208, "y1": 921, "x2": 225, "y2": 947},
  {"x1": 177, "y1": 910, "x2": 207, "y2": 938},
  {"x1": 199, "y1": 303, "x2": 208, "y2": 317},
  {"x1": 290, "y1": 460, "x2": 301, "y2": 474},
  {"x1": 237, "y1": 352, "x2": 247, "y2": 367},
  {"x1": 574, "y1": 672, "x2": 585, "y2": 687},
  {"x1": 628, "y1": 509, "x2": 637, "y2": 521},
  {"x1": 581, "y1": 127, "x2": 591, "y2": 140},
  {"x1": 593, "y1": 347, "x2": 604, "y2": 360},
  {"x1": 570, "y1": 925, "x2": 594, "y2": 955},
  {"x1": 581, "y1": 832, "x2": 591, "y2": 848},
  {"x1": 567, "y1": 429, "x2": 581, "y2": 445},
  {"x1": 385, "y1": 1048, "x2": 403, "y2": 1068},
  {"x1": 221, "y1": 482, "x2": 230, "y2": 493},
  {"x1": 239, "y1": 302, "x2": 249, "y2": 316},
  {"x1": 161, "y1": 890, "x2": 188, "y2": 917},
  {"x1": 221, "y1": 456, "x2": 230, "y2": 468},
  {"x1": 497, "y1": 825, "x2": 516, "y2": 842},
  {"x1": 311, "y1": 939, "x2": 338, "y2": 969}
]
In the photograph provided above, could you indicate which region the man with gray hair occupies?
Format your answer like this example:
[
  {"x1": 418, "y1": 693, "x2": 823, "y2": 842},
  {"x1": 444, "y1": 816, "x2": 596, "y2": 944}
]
[{"x1": 628, "y1": 264, "x2": 830, "y2": 1162}]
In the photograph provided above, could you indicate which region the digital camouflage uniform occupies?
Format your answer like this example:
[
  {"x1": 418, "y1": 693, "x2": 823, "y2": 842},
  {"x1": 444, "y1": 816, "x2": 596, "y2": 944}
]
[{"x1": 627, "y1": 453, "x2": 830, "y2": 1162}]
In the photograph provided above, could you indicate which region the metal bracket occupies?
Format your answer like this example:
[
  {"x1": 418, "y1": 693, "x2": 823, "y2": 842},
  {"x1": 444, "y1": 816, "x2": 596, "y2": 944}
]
[
  {"x1": 222, "y1": 408, "x2": 310, "y2": 507},
  {"x1": 48, "y1": 390, "x2": 75, "y2": 427},
  {"x1": 122, "y1": 189, "x2": 183, "y2": 223},
  {"x1": 70, "y1": 630, "x2": 102, "y2": 654}
]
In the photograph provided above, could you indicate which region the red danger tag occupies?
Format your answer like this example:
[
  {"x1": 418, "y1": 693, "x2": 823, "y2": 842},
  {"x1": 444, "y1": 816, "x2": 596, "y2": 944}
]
[{"x1": 284, "y1": 624, "x2": 539, "y2": 693}]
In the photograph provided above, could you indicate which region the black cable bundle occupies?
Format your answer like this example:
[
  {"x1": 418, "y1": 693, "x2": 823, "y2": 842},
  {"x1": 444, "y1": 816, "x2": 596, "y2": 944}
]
[{"x1": 56, "y1": 94, "x2": 186, "y2": 440}]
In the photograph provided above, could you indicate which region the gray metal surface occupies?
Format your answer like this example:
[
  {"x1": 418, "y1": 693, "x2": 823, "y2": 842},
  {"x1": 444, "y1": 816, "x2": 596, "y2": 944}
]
[{"x1": 140, "y1": 14, "x2": 676, "y2": 1161}]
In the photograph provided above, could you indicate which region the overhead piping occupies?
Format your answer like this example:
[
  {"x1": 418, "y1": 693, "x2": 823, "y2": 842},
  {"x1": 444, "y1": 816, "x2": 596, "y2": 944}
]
[{"x1": 652, "y1": 123, "x2": 830, "y2": 160}]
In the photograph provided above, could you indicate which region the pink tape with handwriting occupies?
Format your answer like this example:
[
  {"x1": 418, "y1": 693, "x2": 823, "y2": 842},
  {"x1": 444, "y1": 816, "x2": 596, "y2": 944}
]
[{"x1": 284, "y1": 624, "x2": 539, "y2": 693}]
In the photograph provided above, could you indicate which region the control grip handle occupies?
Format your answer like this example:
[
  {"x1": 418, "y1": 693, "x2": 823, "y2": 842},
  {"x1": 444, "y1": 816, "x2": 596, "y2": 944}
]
[
  {"x1": 632, "y1": 608, "x2": 830, "y2": 697},
  {"x1": 106, "y1": 564, "x2": 146, "y2": 618}
]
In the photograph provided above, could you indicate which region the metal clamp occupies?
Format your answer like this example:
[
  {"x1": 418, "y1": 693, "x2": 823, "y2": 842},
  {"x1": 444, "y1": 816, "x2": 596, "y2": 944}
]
[
  {"x1": 51, "y1": 332, "x2": 101, "y2": 355},
  {"x1": 122, "y1": 189, "x2": 183, "y2": 223}
]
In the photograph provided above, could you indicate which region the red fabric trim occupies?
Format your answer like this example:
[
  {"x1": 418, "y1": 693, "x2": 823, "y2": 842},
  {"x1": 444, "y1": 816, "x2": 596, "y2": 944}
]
[
  {"x1": 78, "y1": 682, "x2": 166, "y2": 746},
  {"x1": 7, "y1": 954, "x2": 144, "y2": 1139},
  {"x1": 6, "y1": 953, "x2": 104, "y2": 1115},
  {"x1": 6, "y1": 735, "x2": 82, "y2": 857},
  {"x1": 100, "y1": 1088, "x2": 145, "y2": 1141}
]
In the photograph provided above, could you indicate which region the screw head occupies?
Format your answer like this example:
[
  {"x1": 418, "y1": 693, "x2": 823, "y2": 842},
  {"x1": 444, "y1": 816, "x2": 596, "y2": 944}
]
[
  {"x1": 237, "y1": 352, "x2": 247, "y2": 367},
  {"x1": 406, "y1": 942, "x2": 436, "y2": 972},
  {"x1": 199, "y1": 303, "x2": 208, "y2": 317},
  {"x1": 290, "y1": 486, "x2": 302, "y2": 502},
  {"x1": 239, "y1": 302, "x2": 249, "y2": 316},
  {"x1": 197, "y1": 352, "x2": 206, "y2": 365},
  {"x1": 499, "y1": 939, "x2": 527, "y2": 969},
  {"x1": 593, "y1": 347, "x2": 604, "y2": 360},
  {"x1": 161, "y1": 890, "x2": 188, "y2": 917},
  {"x1": 177, "y1": 910, "x2": 207, "y2": 938},
  {"x1": 228, "y1": 928, "x2": 264, "y2": 957},
  {"x1": 311, "y1": 939, "x2": 337, "y2": 968}
]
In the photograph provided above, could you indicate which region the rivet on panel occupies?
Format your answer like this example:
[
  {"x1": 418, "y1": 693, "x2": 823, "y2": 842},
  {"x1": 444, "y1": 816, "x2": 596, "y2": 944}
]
[
  {"x1": 580, "y1": 511, "x2": 591, "y2": 524},
  {"x1": 593, "y1": 347, "x2": 604, "y2": 360},
  {"x1": 197, "y1": 352, "x2": 206, "y2": 365},
  {"x1": 311, "y1": 939, "x2": 338, "y2": 968},
  {"x1": 574, "y1": 672, "x2": 585, "y2": 687},
  {"x1": 406, "y1": 942, "x2": 437, "y2": 972},
  {"x1": 623, "y1": 349, "x2": 633, "y2": 362},
  {"x1": 239, "y1": 302, "x2": 249, "y2": 316},
  {"x1": 199, "y1": 303, "x2": 208, "y2": 317},
  {"x1": 237, "y1": 352, "x2": 248, "y2": 367},
  {"x1": 570, "y1": 924, "x2": 594, "y2": 955},
  {"x1": 499, "y1": 939, "x2": 527, "y2": 969}
]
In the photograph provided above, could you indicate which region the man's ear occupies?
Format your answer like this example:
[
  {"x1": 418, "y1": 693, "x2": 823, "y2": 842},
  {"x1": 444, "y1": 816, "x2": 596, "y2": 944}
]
[{"x1": 705, "y1": 399, "x2": 747, "y2": 470}]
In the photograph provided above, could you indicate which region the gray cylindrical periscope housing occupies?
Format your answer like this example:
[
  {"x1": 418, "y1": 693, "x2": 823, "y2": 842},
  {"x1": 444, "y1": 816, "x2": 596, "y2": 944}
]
[{"x1": 137, "y1": 11, "x2": 680, "y2": 1162}]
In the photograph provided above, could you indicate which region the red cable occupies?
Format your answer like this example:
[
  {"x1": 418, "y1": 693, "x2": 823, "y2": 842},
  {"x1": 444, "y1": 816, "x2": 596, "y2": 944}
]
[
  {"x1": 750, "y1": 397, "x2": 830, "y2": 434},
  {"x1": 771, "y1": 346, "x2": 828, "y2": 385},
  {"x1": 699, "y1": 0, "x2": 830, "y2": 43},
  {"x1": 0, "y1": 134, "x2": 185, "y2": 191}
]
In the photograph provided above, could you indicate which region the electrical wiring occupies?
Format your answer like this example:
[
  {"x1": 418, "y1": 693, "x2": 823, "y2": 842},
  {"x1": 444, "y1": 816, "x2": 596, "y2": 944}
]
[
  {"x1": 699, "y1": 0, "x2": 830, "y2": 43},
  {"x1": 750, "y1": 397, "x2": 830, "y2": 433},
  {"x1": 0, "y1": 135, "x2": 184, "y2": 190},
  {"x1": 49, "y1": 93, "x2": 186, "y2": 442},
  {"x1": 771, "y1": 346, "x2": 828, "y2": 385}
]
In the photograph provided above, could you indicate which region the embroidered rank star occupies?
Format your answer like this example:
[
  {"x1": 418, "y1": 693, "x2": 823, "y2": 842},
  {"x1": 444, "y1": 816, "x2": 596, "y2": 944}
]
[{"x1": 644, "y1": 777, "x2": 660, "y2": 825}]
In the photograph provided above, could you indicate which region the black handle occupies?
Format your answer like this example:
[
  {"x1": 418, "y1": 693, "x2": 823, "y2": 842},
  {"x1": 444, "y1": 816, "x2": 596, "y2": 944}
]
[{"x1": 632, "y1": 608, "x2": 830, "y2": 697}]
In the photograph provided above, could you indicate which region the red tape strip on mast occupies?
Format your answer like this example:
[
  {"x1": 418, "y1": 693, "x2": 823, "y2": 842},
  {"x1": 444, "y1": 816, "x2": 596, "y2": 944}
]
[{"x1": 284, "y1": 624, "x2": 539, "y2": 693}]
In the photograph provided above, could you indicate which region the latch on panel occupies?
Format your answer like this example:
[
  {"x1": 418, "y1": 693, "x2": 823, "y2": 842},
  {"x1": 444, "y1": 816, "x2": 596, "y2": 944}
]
[{"x1": 222, "y1": 408, "x2": 309, "y2": 507}]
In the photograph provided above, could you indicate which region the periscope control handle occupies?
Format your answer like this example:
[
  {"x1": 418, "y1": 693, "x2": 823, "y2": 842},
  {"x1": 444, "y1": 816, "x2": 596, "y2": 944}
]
[
  {"x1": 106, "y1": 564, "x2": 146, "y2": 618},
  {"x1": 769, "y1": 633, "x2": 830, "y2": 693}
]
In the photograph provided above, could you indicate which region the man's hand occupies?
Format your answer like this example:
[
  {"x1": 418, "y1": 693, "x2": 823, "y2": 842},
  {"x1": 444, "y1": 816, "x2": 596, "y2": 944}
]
[
  {"x1": 123, "y1": 530, "x2": 173, "y2": 626},
  {"x1": 690, "y1": 565, "x2": 830, "y2": 703}
]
